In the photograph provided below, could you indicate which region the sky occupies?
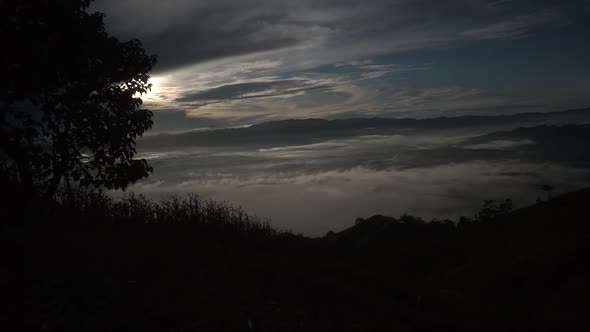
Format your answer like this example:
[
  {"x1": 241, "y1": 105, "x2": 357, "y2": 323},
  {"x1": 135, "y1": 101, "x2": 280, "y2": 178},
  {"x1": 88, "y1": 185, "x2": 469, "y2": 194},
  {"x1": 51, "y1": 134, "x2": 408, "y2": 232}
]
[
  {"x1": 91, "y1": 0, "x2": 590, "y2": 234},
  {"x1": 93, "y1": 0, "x2": 590, "y2": 131}
]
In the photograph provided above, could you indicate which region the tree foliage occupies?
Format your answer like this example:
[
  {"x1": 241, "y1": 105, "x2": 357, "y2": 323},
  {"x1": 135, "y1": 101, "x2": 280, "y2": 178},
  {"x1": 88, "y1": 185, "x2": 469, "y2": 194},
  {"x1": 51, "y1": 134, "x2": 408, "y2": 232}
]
[
  {"x1": 1, "y1": 0, "x2": 157, "y2": 195},
  {"x1": 475, "y1": 198, "x2": 513, "y2": 222}
]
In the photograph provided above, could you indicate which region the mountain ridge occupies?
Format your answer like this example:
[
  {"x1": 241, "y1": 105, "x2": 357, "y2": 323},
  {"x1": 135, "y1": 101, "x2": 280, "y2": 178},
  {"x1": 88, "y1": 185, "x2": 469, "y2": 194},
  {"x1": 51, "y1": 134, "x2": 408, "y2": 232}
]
[{"x1": 139, "y1": 108, "x2": 590, "y2": 150}]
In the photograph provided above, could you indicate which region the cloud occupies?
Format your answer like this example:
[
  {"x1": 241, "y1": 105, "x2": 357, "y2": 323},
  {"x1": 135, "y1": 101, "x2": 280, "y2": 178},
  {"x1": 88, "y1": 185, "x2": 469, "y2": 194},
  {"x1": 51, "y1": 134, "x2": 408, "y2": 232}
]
[
  {"x1": 131, "y1": 160, "x2": 590, "y2": 235},
  {"x1": 464, "y1": 139, "x2": 535, "y2": 150},
  {"x1": 175, "y1": 79, "x2": 333, "y2": 104},
  {"x1": 483, "y1": 0, "x2": 514, "y2": 9},
  {"x1": 132, "y1": 122, "x2": 590, "y2": 234},
  {"x1": 94, "y1": 0, "x2": 571, "y2": 71},
  {"x1": 131, "y1": 122, "x2": 590, "y2": 234},
  {"x1": 148, "y1": 110, "x2": 241, "y2": 134},
  {"x1": 462, "y1": 11, "x2": 560, "y2": 40},
  {"x1": 93, "y1": 0, "x2": 589, "y2": 130},
  {"x1": 143, "y1": 69, "x2": 544, "y2": 129},
  {"x1": 332, "y1": 62, "x2": 433, "y2": 80}
]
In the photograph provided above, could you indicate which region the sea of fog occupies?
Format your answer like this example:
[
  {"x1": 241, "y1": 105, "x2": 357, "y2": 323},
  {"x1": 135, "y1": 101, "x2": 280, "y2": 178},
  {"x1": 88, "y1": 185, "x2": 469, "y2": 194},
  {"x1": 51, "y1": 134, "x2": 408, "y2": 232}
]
[{"x1": 128, "y1": 131, "x2": 590, "y2": 235}]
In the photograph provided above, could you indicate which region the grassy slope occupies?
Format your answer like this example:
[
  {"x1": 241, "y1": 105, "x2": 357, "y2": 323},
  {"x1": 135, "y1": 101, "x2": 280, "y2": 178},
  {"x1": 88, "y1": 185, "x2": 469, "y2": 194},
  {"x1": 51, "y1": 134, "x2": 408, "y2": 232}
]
[{"x1": 20, "y1": 188, "x2": 590, "y2": 331}]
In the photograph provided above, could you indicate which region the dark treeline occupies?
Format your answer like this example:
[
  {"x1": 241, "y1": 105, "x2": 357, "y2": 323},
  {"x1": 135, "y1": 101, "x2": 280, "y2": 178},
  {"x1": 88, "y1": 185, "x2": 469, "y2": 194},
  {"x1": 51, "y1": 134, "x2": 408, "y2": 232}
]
[{"x1": 15, "y1": 182, "x2": 590, "y2": 331}]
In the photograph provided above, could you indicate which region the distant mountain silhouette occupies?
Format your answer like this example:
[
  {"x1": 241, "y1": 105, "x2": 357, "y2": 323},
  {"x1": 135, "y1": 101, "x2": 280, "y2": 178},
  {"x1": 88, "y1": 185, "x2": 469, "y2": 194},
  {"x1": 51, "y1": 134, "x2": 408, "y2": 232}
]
[
  {"x1": 385, "y1": 123, "x2": 590, "y2": 169},
  {"x1": 138, "y1": 108, "x2": 590, "y2": 150},
  {"x1": 464, "y1": 123, "x2": 590, "y2": 145}
]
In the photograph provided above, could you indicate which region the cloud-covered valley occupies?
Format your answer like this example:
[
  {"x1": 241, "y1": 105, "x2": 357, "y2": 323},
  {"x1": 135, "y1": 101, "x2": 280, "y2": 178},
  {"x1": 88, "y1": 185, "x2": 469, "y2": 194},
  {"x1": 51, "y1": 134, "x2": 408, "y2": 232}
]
[{"x1": 131, "y1": 115, "x2": 590, "y2": 235}]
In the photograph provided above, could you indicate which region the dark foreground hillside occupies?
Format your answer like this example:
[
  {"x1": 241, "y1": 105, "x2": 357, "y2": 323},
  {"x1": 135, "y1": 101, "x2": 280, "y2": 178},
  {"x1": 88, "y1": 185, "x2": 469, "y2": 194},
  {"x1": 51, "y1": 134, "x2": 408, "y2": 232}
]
[{"x1": 16, "y1": 187, "x2": 590, "y2": 331}]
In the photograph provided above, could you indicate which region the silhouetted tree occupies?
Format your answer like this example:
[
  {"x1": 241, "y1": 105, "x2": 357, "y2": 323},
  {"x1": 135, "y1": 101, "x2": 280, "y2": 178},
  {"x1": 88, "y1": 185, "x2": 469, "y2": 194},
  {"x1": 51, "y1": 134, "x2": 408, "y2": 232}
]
[
  {"x1": 475, "y1": 198, "x2": 513, "y2": 222},
  {"x1": 457, "y1": 216, "x2": 474, "y2": 228},
  {"x1": 541, "y1": 184, "x2": 554, "y2": 200},
  {"x1": 354, "y1": 217, "x2": 366, "y2": 225},
  {"x1": 1, "y1": 0, "x2": 157, "y2": 196},
  {"x1": 399, "y1": 213, "x2": 425, "y2": 225}
]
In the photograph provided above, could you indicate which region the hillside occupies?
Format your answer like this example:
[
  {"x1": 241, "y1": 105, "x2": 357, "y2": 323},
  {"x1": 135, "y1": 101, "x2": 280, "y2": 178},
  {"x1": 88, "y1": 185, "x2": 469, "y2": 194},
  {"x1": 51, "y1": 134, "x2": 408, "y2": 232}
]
[
  {"x1": 18, "y1": 187, "x2": 590, "y2": 331},
  {"x1": 327, "y1": 188, "x2": 590, "y2": 330}
]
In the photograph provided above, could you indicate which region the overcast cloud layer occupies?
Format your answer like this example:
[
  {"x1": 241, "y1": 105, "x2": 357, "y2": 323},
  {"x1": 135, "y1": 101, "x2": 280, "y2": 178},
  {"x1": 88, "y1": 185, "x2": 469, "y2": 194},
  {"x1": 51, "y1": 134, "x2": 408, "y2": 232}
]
[{"x1": 93, "y1": 0, "x2": 590, "y2": 128}]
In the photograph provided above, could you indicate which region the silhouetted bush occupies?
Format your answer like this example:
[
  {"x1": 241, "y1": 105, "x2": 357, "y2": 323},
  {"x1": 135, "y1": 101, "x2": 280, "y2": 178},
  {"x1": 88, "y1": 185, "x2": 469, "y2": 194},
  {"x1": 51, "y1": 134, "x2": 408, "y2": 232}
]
[{"x1": 37, "y1": 189, "x2": 279, "y2": 240}]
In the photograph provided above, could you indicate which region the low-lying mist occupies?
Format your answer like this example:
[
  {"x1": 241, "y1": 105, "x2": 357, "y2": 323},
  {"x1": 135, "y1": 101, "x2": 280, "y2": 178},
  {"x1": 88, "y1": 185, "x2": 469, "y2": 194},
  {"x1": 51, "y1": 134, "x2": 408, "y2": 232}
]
[{"x1": 131, "y1": 123, "x2": 590, "y2": 235}]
